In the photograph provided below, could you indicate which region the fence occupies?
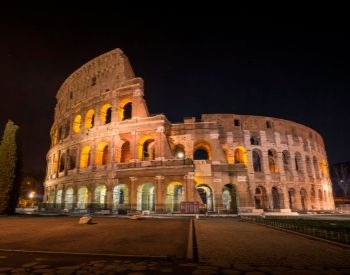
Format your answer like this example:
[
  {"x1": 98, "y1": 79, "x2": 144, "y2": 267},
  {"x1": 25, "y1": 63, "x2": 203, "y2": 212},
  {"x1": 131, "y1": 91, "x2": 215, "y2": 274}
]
[{"x1": 241, "y1": 216, "x2": 350, "y2": 245}]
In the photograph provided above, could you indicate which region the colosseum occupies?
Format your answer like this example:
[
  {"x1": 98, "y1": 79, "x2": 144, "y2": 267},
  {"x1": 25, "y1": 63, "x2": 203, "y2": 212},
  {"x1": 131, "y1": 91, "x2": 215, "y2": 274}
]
[{"x1": 43, "y1": 48, "x2": 335, "y2": 214}]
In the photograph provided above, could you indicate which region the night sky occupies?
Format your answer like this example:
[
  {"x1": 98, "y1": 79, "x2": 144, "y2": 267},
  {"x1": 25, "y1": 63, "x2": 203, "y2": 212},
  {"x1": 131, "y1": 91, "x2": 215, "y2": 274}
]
[{"x1": 1, "y1": 5, "x2": 350, "y2": 175}]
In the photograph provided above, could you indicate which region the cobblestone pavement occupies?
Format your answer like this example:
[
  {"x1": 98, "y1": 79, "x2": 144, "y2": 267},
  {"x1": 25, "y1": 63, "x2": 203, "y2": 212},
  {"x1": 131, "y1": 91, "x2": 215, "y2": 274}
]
[{"x1": 1, "y1": 251, "x2": 350, "y2": 274}]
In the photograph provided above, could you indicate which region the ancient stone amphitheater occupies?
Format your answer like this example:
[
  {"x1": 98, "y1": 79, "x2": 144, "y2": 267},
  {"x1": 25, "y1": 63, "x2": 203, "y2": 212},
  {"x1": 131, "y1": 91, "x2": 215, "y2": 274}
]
[{"x1": 44, "y1": 48, "x2": 334, "y2": 214}]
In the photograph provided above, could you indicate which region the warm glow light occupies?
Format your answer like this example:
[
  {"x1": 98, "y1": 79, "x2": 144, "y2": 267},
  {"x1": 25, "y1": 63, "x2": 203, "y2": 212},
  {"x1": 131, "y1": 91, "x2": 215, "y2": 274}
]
[
  {"x1": 176, "y1": 151, "x2": 184, "y2": 159},
  {"x1": 29, "y1": 191, "x2": 35, "y2": 199}
]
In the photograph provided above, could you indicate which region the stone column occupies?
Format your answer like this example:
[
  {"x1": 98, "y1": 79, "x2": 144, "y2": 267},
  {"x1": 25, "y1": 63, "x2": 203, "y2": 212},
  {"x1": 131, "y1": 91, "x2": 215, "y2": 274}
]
[
  {"x1": 155, "y1": 175, "x2": 165, "y2": 213},
  {"x1": 106, "y1": 181, "x2": 113, "y2": 210},
  {"x1": 61, "y1": 185, "x2": 66, "y2": 209},
  {"x1": 155, "y1": 126, "x2": 165, "y2": 161},
  {"x1": 129, "y1": 177, "x2": 137, "y2": 211},
  {"x1": 184, "y1": 172, "x2": 195, "y2": 201},
  {"x1": 130, "y1": 131, "x2": 138, "y2": 161}
]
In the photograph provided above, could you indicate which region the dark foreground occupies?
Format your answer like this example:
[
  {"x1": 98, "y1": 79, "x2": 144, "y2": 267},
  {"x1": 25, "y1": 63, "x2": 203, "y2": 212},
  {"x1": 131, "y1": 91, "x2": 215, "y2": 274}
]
[{"x1": 0, "y1": 216, "x2": 350, "y2": 274}]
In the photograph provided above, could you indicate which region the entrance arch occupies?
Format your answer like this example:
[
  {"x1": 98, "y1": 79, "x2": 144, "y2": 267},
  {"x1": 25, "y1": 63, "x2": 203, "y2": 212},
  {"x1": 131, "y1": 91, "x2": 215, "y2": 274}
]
[
  {"x1": 165, "y1": 182, "x2": 183, "y2": 212},
  {"x1": 77, "y1": 186, "x2": 88, "y2": 209},
  {"x1": 196, "y1": 184, "x2": 214, "y2": 211},
  {"x1": 137, "y1": 183, "x2": 155, "y2": 211},
  {"x1": 300, "y1": 188, "x2": 307, "y2": 211},
  {"x1": 272, "y1": 187, "x2": 281, "y2": 210},
  {"x1": 222, "y1": 184, "x2": 238, "y2": 213},
  {"x1": 288, "y1": 188, "x2": 296, "y2": 210},
  {"x1": 64, "y1": 187, "x2": 74, "y2": 209},
  {"x1": 113, "y1": 184, "x2": 129, "y2": 210},
  {"x1": 254, "y1": 186, "x2": 267, "y2": 210},
  {"x1": 94, "y1": 185, "x2": 107, "y2": 209}
]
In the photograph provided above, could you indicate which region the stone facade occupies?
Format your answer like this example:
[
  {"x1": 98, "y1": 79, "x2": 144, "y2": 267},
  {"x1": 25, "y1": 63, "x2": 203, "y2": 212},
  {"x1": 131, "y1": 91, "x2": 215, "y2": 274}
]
[{"x1": 43, "y1": 48, "x2": 334, "y2": 214}]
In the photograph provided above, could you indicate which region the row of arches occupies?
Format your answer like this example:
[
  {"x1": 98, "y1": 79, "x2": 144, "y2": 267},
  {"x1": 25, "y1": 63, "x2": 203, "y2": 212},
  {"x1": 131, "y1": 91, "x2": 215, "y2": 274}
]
[
  {"x1": 252, "y1": 149, "x2": 328, "y2": 178},
  {"x1": 47, "y1": 183, "x2": 239, "y2": 213},
  {"x1": 53, "y1": 101, "x2": 133, "y2": 145}
]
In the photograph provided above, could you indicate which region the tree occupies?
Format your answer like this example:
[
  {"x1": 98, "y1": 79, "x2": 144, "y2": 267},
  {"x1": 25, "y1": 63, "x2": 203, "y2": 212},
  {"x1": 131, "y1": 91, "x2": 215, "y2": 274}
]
[
  {"x1": 0, "y1": 120, "x2": 22, "y2": 214},
  {"x1": 333, "y1": 163, "x2": 350, "y2": 198}
]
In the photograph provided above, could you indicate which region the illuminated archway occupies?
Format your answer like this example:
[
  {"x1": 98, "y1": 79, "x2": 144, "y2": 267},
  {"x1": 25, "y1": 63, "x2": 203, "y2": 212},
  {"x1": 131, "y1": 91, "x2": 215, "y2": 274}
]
[
  {"x1": 118, "y1": 99, "x2": 132, "y2": 121},
  {"x1": 77, "y1": 186, "x2": 88, "y2": 209},
  {"x1": 113, "y1": 184, "x2": 129, "y2": 210},
  {"x1": 73, "y1": 115, "x2": 82, "y2": 133},
  {"x1": 268, "y1": 149, "x2": 278, "y2": 173},
  {"x1": 137, "y1": 183, "x2": 155, "y2": 211},
  {"x1": 234, "y1": 146, "x2": 248, "y2": 166},
  {"x1": 174, "y1": 144, "x2": 185, "y2": 159},
  {"x1": 100, "y1": 103, "x2": 112, "y2": 124},
  {"x1": 320, "y1": 159, "x2": 328, "y2": 178},
  {"x1": 96, "y1": 142, "x2": 109, "y2": 166},
  {"x1": 64, "y1": 187, "x2": 74, "y2": 209},
  {"x1": 196, "y1": 184, "x2": 214, "y2": 211},
  {"x1": 120, "y1": 141, "x2": 130, "y2": 163},
  {"x1": 165, "y1": 182, "x2": 183, "y2": 212},
  {"x1": 138, "y1": 136, "x2": 155, "y2": 161},
  {"x1": 55, "y1": 189, "x2": 62, "y2": 208},
  {"x1": 85, "y1": 109, "x2": 95, "y2": 129},
  {"x1": 80, "y1": 146, "x2": 91, "y2": 168},
  {"x1": 94, "y1": 185, "x2": 107, "y2": 208},
  {"x1": 222, "y1": 184, "x2": 238, "y2": 213}
]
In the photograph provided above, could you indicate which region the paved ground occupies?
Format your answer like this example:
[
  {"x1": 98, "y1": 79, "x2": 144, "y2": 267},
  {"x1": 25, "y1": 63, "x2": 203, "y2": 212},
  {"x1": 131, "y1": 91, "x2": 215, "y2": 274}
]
[
  {"x1": 195, "y1": 218, "x2": 350, "y2": 269},
  {"x1": 0, "y1": 216, "x2": 189, "y2": 257},
  {"x1": 1, "y1": 216, "x2": 350, "y2": 274}
]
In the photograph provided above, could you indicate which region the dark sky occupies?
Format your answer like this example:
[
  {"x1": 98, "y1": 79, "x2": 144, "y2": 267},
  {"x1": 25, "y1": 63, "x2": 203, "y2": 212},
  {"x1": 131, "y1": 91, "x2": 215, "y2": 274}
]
[{"x1": 1, "y1": 4, "x2": 350, "y2": 174}]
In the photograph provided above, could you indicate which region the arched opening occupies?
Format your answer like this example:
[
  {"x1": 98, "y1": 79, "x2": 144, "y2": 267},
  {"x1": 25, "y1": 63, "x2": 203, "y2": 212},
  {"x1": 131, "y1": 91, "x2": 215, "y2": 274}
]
[
  {"x1": 100, "y1": 104, "x2": 112, "y2": 124},
  {"x1": 320, "y1": 159, "x2": 328, "y2": 178},
  {"x1": 137, "y1": 183, "x2": 155, "y2": 211},
  {"x1": 118, "y1": 99, "x2": 133, "y2": 121},
  {"x1": 282, "y1": 150, "x2": 291, "y2": 173},
  {"x1": 222, "y1": 184, "x2": 238, "y2": 214},
  {"x1": 255, "y1": 186, "x2": 267, "y2": 210},
  {"x1": 305, "y1": 156, "x2": 312, "y2": 177},
  {"x1": 64, "y1": 187, "x2": 74, "y2": 210},
  {"x1": 120, "y1": 141, "x2": 130, "y2": 163},
  {"x1": 196, "y1": 184, "x2": 214, "y2": 211},
  {"x1": 123, "y1": 102, "x2": 132, "y2": 120},
  {"x1": 253, "y1": 150, "x2": 262, "y2": 172},
  {"x1": 73, "y1": 115, "x2": 82, "y2": 133},
  {"x1": 96, "y1": 142, "x2": 109, "y2": 166},
  {"x1": 68, "y1": 149, "x2": 77, "y2": 170},
  {"x1": 138, "y1": 137, "x2": 155, "y2": 161},
  {"x1": 77, "y1": 186, "x2": 88, "y2": 209},
  {"x1": 288, "y1": 188, "x2": 296, "y2": 210},
  {"x1": 234, "y1": 147, "x2": 248, "y2": 166},
  {"x1": 165, "y1": 182, "x2": 183, "y2": 212},
  {"x1": 80, "y1": 146, "x2": 91, "y2": 168},
  {"x1": 113, "y1": 184, "x2": 129, "y2": 210},
  {"x1": 295, "y1": 152, "x2": 303, "y2": 173},
  {"x1": 268, "y1": 149, "x2": 278, "y2": 173},
  {"x1": 174, "y1": 144, "x2": 185, "y2": 159},
  {"x1": 193, "y1": 141, "x2": 211, "y2": 160},
  {"x1": 55, "y1": 189, "x2": 62, "y2": 208},
  {"x1": 59, "y1": 153, "x2": 66, "y2": 173},
  {"x1": 94, "y1": 185, "x2": 107, "y2": 209},
  {"x1": 272, "y1": 187, "x2": 281, "y2": 210},
  {"x1": 85, "y1": 109, "x2": 95, "y2": 129},
  {"x1": 300, "y1": 188, "x2": 307, "y2": 211},
  {"x1": 313, "y1": 157, "x2": 320, "y2": 179}
]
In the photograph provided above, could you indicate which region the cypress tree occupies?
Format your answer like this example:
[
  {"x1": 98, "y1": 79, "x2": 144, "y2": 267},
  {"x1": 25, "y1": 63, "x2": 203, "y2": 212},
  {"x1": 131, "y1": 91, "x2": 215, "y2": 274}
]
[{"x1": 0, "y1": 120, "x2": 22, "y2": 214}]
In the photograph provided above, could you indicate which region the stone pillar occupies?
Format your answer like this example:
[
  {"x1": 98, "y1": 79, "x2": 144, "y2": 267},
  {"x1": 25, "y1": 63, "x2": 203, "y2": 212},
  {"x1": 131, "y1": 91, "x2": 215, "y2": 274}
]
[
  {"x1": 130, "y1": 131, "x2": 138, "y2": 161},
  {"x1": 106, "y1": 182, "x2": 113, "y2": 210},
  {"x1": 155, "y1": 126, "x2": 165, "y2": 161},
  {"x1": 184, "y1": 172, "x2": 195, "y2": 201},
  {"x1": 155, "y1": 175, "x2": 165, "y2": 213},
  {"x1": 129, "y1": 177, "x2": 137, "y2": 211},
  {"x1": 61, "y1": 185, "x2": 66, "y2": 209},
  {"x1": 72, "y1": 186, "x2": 78, "y2": 210}
]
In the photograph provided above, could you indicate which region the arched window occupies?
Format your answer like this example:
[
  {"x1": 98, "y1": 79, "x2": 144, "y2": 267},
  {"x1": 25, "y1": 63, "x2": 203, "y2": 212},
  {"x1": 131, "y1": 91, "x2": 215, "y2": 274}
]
[
  {"x1": 305, "y1": 156, "x2": 312, "y2": 177},
  {"x1": 272, "y1": 187, "x2": 280, "y2": 209},
  {"x1": 85, "y1": 109, "x2": 95, "y2": 129},
  {"x1": 313, "y1": 156, "x2": 320, "y2": 179},
  {"x1": 96, "y1": 142, "x2": 109, "y2": 165},
  {"x1": 174, "y1": 144, "x2": 185, "y2": 159},
  {"x1": 282, "y1": 150, "x2": 291, "y2": 172},
  {"x1": 77, "y1": 186, "x2": 88, "y2": 209},
  {"x1": 253, "y1": 150, "x2": 262, "y2": 172},
  {"x1": 100, "y1": 104, "x2": 112, "y2": 124},
  {"x1": 250, "y1": 134, "x2": 261, "y2": 145},
  {"x1": 320, "y1": 159, "x2": 328, "y2": 178},
  {"x1": 193, "y1": 141, "x2": 211, "y2": 160},
  {"x1": 255, "y1": 186, "x2": 267, "y2": 209},
  {"x1": 59, "y1": 153, "x2": 66, "y2": 173},
  {"x1": 123, "y1": 102, "x2": 132, "y2": 120},
  {"x1": 68, "y1": 149, "x2": 77, "y2": 170},
  {"x1": 295, "y1": 152, "x2": 303, "y2": 173},
  {"x1": 268, "y1": 149, "x2": 278, "y2": 173},
  {"x1": 142, "y1": 139, "x2": 155, "y2": 161},
  {"x1": 80, "y1": 146, "x2": 91, "y2": 168},
  {"x1": 234, "y1": 147, "x2": 247, "y2": 165},
  {"x1": 120, "y1": 141, "x2": 130, "y2": 163},
  {"x1": 73, "y1": 115, "x2": 82, "y2": 133}
]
